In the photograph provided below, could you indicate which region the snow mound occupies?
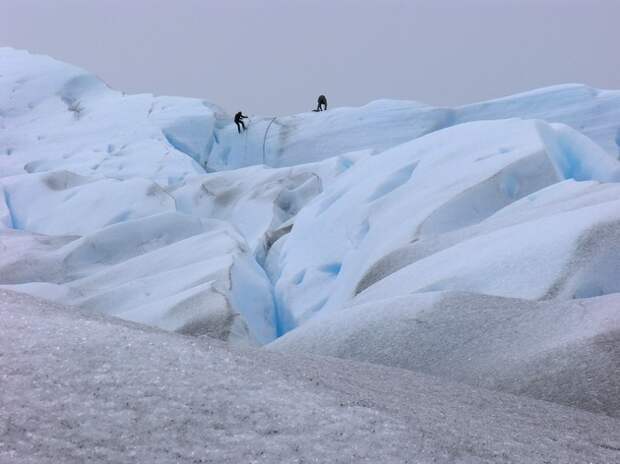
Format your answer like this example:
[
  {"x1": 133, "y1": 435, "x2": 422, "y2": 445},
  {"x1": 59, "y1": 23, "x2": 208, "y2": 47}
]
[
  {"x1": 3, "y1": 289, "x2": 619, "y2": 464},
  {"x1": 458, "y1": 84, "x2": 620, "y2": 156},
  {"x1": 0, "y1": 171, "x2": 175, "y2": 235},
  {"x1": 269, "y1": 291, "x2": 620, "y2": 417},
  {"x1": 0, "y1": 213, "x2": 277, "y2": 344},
  {"x1": 171, "y1": 150, "x2": 369, "y2": 258},
  {"x1": 0, "y1": 47, "x2": 213, "y2": 185},
  {"x1": 356, "y1": 197, "x2": 620, "y2": 303},
  {"x1": 271, "y1": 119, "x2": 620, "y2": 330},
  {"x1": 354, "y1": 179, "x2": 620, "y2": 295}
]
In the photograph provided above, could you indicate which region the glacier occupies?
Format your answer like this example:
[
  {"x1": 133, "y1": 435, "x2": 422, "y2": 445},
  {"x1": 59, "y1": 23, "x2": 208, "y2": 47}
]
[{"x1": 1, "y1": 46, "x2": 620, "y2": 459}]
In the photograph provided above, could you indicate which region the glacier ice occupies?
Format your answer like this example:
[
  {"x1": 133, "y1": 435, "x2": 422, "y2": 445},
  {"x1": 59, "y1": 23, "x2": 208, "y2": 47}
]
[
  {"x1": 2, "y1": 46, "x2": 620, "y2": 460},
  {"x1": 271, "y1": 118, "x2": 620, "y2": 329},
  {"x1": 1, "y1": 47, "x2": 620, "y2": 380}
]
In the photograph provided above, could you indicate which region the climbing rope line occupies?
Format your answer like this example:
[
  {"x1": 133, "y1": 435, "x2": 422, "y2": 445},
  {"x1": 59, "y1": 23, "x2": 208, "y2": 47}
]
[
  {"x1": 262, "y1": 117, "x2": 277, "y2": 165},
  {"x1": 244, "y1": 118, "x2": 249, "y2": 160}
]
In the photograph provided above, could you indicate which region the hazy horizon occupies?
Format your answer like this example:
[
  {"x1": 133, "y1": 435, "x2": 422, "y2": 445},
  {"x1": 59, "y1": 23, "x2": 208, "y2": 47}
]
[{"x1": 2, "y1": 0, "x2": 619, "y2": 116}]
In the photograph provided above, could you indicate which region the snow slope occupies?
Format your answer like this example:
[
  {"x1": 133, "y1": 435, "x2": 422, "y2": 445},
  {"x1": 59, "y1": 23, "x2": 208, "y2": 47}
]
[
  {"x1": 269, "y1": 291, "x2": 620, "y2": 417},
  {"x1": 0, "y1": 48, "x2": 213, "y2": 183},
  {"x1": 0, "y1": 156, "x2": 367, "y2": 343},
  {"x1": 207, "y1": 85, "x2": 620, "y2": 170},
  {"x1": 270, "y1": 119, "x2": 620, "y2": 330},
  {"x1": 2, "y1": 289, "x2": 619, "y2": 464}
]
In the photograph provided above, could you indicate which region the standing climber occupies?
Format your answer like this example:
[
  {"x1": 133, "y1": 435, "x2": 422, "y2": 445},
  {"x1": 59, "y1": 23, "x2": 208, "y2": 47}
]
[
  {"x1": 234, "y1": 111, "x2": 248, "y2": 133},
  {"x1": 316, "y1": 94, "x2": 327, "y2": 111}
]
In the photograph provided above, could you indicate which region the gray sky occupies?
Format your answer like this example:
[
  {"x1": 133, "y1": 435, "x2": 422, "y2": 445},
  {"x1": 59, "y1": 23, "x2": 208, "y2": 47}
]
[{"x1": 2, "y1": 0, "x2": 619, "y2": 115}]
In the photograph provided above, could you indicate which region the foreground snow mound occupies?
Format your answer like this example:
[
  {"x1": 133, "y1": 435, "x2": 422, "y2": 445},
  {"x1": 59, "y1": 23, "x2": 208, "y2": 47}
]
[
  {"x1": 271, "y1": 119, "x2": 620, "y2": 330},
  {"x1": 269, "y1": 291, "x2": 620, "y2": 417},
  {"x1": 2, "y1": 290, "x2": 619, "y2": 464}
]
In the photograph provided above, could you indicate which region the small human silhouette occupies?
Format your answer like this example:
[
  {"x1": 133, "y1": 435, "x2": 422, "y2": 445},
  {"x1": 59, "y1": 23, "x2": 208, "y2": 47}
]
[
  {"x1": 234, "y1": 111, "x2": 248, "y2": 133},
  {"x1": 316, "y1": 95, "x2": 327, "y2": 112}
]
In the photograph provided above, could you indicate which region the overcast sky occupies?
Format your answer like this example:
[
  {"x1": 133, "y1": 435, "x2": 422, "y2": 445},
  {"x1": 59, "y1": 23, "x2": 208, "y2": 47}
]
[{"x1": 2, "y1": 0, "x2": 619, "y2": 115}]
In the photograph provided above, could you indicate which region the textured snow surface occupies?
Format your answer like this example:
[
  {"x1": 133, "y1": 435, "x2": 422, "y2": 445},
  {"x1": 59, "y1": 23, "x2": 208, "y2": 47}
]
[
  {"x1": 209, "y1": 85, "x2": 620, "y2": 170},
  {"x1": 2, "y1": 290, "x2": 620, "y2": 464},
  {"x1": 272, "y1": 119, "x2": 620, "y2": 329},
  {"x1": 270, "y1": 291, "x2": 620, "y2": 417}
]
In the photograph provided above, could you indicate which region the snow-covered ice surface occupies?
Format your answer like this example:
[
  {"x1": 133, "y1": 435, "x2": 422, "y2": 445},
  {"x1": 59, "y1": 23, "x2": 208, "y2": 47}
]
[
  {"x1": 269, "y1": 291, "x2": 620, "y2": 416},
  {"x1": 2, "y1": 289, "x2": 620, "y2": 464},
  {"x1": 2, "y1": 46, "x2": 620, "y2": 437},
  {"x1": 209, "y1": 85, "x2": 620, "y2": 170},
  {"x1": 0, "y1": 48, "x2": 364, "y2": 343},
  {"x1": 271, "y1": 119, "x2": 620, "y2": 329}
]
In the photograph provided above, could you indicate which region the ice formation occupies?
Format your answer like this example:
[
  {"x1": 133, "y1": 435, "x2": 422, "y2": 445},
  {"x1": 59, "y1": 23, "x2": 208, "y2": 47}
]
[{"x1": 2, "y1": 48, "x2": 620, "y2": 426}]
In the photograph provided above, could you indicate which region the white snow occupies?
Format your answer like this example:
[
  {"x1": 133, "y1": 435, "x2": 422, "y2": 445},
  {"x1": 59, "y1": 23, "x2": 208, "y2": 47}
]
[
  {"x1": 208, "y1": 85, "x2": 620, "y2": 170},
  {"x1": 2, "y1": 170, "x2": 176, "y2": 235},
  {"x1": 271, "y1": 118, "x2": 620, "y2": 329}
]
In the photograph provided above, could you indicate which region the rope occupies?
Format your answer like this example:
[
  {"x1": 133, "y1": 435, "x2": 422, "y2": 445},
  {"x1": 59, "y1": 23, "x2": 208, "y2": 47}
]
[
  {"x1": 262, "y1": 117, "x2": 277, "y2": 165},
  {"x1": 244, "y1": 119, "x2": 249, "y2": 161}
]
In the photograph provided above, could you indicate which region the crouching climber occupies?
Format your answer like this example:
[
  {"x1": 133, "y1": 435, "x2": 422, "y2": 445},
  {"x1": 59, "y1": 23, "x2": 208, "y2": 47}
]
[
  {"x1": 315, "y1": 94, "x2": 327, "y2": 112},
  {"x1": 234, "y1": 111, "x2": 248, "y2": 133}
]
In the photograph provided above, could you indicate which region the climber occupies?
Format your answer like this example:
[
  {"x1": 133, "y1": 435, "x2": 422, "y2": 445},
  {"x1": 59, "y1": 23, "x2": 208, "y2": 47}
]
[
  {"x1": 316, "y1": 94, "x2": 327, "y2": 112},
  {"x1": 234, "y1": 111, "x2": 248, "y2": 133}
]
